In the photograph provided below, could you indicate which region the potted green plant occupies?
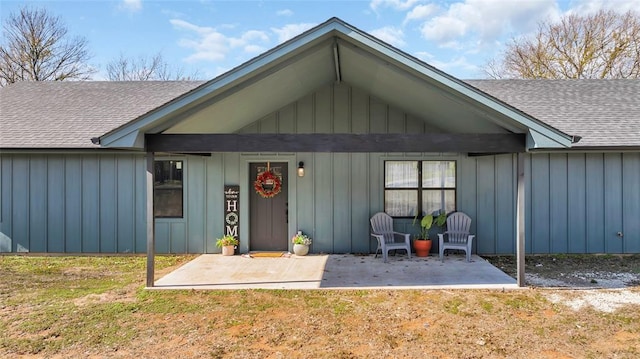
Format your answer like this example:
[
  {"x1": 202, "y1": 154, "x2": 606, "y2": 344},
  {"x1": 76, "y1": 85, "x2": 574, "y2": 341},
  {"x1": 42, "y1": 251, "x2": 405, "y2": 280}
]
[
  {"x1": 291, "y1": 231, "x2": 312, "y2": 256},
  {"x1": 412, "y1": 210, "x2": 447, "y2": 257},
  {"x1": 216, "y1": 235, "x2": 239, "y2": 256}
]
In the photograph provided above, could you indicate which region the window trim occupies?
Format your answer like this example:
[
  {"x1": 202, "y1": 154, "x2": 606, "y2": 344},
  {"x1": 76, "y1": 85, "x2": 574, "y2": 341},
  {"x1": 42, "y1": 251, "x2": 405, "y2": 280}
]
[{"x1": 383, "y1": 160, "x2": 457, "y2": 218}]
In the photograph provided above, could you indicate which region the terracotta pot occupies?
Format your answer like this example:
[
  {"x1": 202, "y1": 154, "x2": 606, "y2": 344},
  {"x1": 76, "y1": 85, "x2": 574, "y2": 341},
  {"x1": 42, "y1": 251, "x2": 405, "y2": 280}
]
[
  {"x1": 221, "y1": 245, "x2": 235, "y2": 256},
  {"x1": 413, "y1": 239, "x2": 432, "y2": 257},
  {"x1": 293, "y1": 244, "x2": 309, "y2": 256}
]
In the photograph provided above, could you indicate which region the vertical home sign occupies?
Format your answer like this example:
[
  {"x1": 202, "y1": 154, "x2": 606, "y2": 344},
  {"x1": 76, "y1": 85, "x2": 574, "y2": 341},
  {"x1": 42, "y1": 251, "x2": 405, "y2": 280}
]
[{"x1": 224, "y1": 186, "x2": 240, "y2": 249}]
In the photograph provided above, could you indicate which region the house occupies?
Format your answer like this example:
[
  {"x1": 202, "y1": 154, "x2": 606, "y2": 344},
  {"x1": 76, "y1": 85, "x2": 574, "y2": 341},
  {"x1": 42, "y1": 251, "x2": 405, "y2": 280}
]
[{"x1": 1, "y1": 18, "x2": 639, "y2": 264}]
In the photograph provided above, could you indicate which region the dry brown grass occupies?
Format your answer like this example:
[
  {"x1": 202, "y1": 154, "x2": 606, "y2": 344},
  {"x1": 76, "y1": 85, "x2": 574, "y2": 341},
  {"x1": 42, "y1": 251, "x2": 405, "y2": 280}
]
[{"x1": 1, "y1": 255, "x2": 639, "y2": 358}]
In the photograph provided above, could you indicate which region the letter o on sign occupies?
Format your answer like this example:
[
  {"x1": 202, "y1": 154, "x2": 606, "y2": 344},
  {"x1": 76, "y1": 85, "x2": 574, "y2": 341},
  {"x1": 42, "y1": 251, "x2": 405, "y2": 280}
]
[{"x1": 225, "y1": 212, "x2": 238, "y2": 226}]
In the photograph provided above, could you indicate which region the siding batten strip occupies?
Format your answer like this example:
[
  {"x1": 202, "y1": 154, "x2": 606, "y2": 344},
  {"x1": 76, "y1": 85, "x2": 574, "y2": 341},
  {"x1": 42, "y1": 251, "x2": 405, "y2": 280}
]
[{"x1": 146, "y1": 152, "x2": 155, "y2": 287}]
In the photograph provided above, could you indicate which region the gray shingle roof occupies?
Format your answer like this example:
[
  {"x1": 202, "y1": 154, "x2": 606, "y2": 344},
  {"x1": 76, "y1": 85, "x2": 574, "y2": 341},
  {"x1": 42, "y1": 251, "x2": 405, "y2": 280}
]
[
  {"x1": 0, "y1": 81, "x2": 203, "y2": 148},
  {"x1": 1, "y1": 79, "x2": 638, "y2": 149},
  {"x1": 466, "y1": 79, "x2": 640, "y2": 148}
]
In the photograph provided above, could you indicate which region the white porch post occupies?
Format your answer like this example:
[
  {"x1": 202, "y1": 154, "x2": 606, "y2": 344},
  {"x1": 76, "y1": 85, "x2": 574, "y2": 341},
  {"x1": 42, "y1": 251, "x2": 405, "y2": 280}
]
[
  {"x1": 146, "y1": 152, "x2": 155, "y2": 287},
  {"x1": 516, "y1": 152, "x2": 526, "y2": 287}
]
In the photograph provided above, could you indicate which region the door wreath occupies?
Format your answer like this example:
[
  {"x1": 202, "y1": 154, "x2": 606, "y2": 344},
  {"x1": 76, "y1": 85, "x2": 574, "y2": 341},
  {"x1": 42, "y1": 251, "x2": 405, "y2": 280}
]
[{"x1": 254, "y1": 167, "x2": 282, "y2": 198}]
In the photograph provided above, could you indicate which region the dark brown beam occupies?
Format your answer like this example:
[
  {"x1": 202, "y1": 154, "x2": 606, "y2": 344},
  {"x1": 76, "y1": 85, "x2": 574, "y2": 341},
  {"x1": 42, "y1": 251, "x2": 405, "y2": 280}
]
[
  {"x1": 146, "y1": 133, "x2": 525, "y2": 153},
  {"x1": 146, "y1": 152, "x2": 155, "y2": 288},
  {"x1": 516, "y1": 152, "x2": 526, "y2": 287}
]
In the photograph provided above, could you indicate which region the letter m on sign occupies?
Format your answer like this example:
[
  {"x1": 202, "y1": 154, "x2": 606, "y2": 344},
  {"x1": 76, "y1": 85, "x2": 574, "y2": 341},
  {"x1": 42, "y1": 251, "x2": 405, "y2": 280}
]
[{"x1": 226, "y1": 225, "x2": 238, "y2": 237}]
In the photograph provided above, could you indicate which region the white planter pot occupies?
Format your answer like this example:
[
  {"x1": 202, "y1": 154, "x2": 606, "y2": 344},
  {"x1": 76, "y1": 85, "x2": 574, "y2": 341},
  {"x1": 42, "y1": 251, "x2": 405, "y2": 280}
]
[
  {"x1": 293, "y1": 244, "x2": 309, "y2": 256},
  {"x1": 221, "y1": 245, "x2": 235, "y2": 256}
]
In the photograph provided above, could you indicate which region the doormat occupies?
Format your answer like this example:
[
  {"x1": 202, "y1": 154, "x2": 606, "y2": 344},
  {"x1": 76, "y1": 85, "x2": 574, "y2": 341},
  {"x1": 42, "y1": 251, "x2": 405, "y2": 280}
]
[{"x1": 249, "y1": 252, "x2": 286, "y2": 258}]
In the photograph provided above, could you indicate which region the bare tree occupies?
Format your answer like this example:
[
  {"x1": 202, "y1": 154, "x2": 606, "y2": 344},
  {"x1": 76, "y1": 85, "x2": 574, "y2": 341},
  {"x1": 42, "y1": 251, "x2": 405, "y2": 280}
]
[
  {"x1": 0, "y1": 7, "x2": 94, "y2": 86},
  {"x1": 106, "y1": 52, "x2": 200, "y2": 81},
  {"x1": 485, "y1": 10, "x2": 640, "y2": 79}
]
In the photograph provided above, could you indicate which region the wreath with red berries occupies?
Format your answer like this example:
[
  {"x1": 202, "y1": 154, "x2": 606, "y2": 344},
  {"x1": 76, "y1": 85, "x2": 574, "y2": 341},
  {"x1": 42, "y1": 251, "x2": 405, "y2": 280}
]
[{"x1": 254, "y1": 170, "x2": 282, "y2": 198}]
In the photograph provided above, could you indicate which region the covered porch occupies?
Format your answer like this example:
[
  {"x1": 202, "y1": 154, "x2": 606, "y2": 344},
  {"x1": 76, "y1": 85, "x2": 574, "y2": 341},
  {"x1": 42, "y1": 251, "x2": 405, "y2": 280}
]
[
  {"x1": 94, "y1": 18, "x2": 577, "y2": 289},
  {"x1": 152, "y1": 253, "x2": 518, "y2": 290}
]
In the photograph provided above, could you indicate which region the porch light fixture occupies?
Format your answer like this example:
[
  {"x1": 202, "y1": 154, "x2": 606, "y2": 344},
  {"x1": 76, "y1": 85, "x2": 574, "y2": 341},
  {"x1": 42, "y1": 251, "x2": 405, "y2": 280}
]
[{"x1": 297, "y1": 161, "x2": 305, "y2": 177}]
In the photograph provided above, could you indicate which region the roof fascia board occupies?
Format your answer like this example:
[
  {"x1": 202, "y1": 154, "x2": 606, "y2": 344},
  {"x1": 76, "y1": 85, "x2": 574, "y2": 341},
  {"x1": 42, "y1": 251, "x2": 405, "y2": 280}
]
[
  {"x1": 533, "y1": 147, "x2": 640, "y2": 153},
  {"x1": 336, "y1": 25, "x2": 573, "y2": 148},
  {"x1": 527, "y1": 129, "x2": 568, "y2": 149},
  {"x1": 0, "y1": 148, "x2": 144, "y2": 154},
  {"x1": 99, "y1": 20, "x2": 344, "y2": 148},
  {"x1": 103, "y1": 130, "x2": 145, "y2": 149}
]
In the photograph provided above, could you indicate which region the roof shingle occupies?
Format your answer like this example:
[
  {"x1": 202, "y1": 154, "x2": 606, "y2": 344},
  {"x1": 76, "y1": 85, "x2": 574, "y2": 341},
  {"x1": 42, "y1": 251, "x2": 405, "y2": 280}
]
[
  {"x1": 465, "y1": 79, "x2": 640, "y2": 148},
  {"x1": 1, "y1": 79, "x2": 638, "y2": 149},
  {"x1": 0, "y1": 81, "x2": 203, "y2": 148}
]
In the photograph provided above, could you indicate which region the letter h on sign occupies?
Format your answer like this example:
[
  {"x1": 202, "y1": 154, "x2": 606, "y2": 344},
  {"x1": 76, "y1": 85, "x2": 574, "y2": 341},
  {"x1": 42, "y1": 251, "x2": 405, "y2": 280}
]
[{"x1": 226, "y1": 199, "x2": 238, "y2": 212}]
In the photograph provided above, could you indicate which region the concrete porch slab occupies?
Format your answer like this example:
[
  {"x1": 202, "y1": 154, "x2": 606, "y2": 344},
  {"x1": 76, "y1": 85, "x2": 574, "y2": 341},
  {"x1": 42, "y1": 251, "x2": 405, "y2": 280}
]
[{"x1": 152, "y1": 253, "x2": 519, "y2": 290}]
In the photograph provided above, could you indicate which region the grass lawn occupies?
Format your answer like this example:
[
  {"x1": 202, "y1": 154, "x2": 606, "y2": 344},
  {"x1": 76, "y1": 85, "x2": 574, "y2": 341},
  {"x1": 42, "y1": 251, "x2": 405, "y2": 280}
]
[{"x1": 1, "y1": 255, "x2": 639, "y2": 358}]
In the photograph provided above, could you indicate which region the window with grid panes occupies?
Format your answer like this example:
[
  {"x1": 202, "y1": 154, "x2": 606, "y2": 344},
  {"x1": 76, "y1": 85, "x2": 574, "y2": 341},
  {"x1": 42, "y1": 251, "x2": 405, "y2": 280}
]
[{"x1": 384, "y1": 161, "x2": 456, "y2": 217}]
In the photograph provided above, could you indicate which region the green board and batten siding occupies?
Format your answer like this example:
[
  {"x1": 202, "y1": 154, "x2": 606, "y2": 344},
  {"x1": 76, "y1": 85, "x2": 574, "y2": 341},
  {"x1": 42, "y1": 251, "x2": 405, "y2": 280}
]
[
  {"x1": 1, "y1": 83, "x2": 639, "y2": 254},
  {"x1": 527, "y1": 152, "x2": 640, "y2": 254},
  {"x1": 0, "y1": 153, "x2": 147, "y2": 253}
]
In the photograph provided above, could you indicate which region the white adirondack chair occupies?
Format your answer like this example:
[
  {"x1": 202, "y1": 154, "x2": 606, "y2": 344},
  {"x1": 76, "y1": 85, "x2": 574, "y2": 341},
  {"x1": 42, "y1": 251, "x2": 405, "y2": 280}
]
[
  {"x1": 438, "y1": 212, "x2": 475, "y2": 262},
  {"x1": 370, "y1": 212, "x2": 411, "y2": 263}
]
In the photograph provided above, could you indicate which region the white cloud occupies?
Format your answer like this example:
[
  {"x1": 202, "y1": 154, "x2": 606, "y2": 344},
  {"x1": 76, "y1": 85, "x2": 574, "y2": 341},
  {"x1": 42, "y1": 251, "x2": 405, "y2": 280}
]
[
  {"x1": 271, "y1": 23, "x2": 316, "y2": 43},
  {"x1": 401, "y1": 0, "x2": 637, "y2": 78},
  {"x1": 421, "y1": 15, "x2": 468, "y2": 49},
  {"x1": 277, "y1": 9, "x2": 294, "y2": 17},
  {"x1": 244, "y1": 44, "x2": 266, "y2": 54},
  {"x1": 171, "y1": 19, "x2": 211, "y2": 35},
  {"x1": 428, "y1": 56, "x2": 480, "y2": 77},
  {"x1": 170, "y1": 19, "x2": 270, "y2": 63},
  {"x1": 414, "y1": 0, "x2": 637, "y2": 54},
  {"x1": 404, "y1": 4, "x2": 439, "y2": 23},
  {"x1": 119, "y1": 0, "x2": 142, "y2": 12},
  {"x1": 566, "y1": 0, "x2": 640, "y2": 15},
  {"x1": 370, "y1": 0, "x2": 422, "y2": 12},
  {"x1": 419, "y1": 0, "x2": 560, "y2": 50},
  {"x1": 414, "y1": 50, "x2": 435, "y2": 61},
  {"x1": 370, "y1": 26, "x2": 406, "y2": 47},
  {"x1": 228, "y1": 30, "x2": 269, "y2": 48}
]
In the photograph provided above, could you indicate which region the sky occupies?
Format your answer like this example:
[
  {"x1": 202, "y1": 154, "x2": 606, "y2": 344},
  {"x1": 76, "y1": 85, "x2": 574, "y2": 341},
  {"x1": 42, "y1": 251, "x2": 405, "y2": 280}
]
[{"x1": 1, "y1": 0, "x2": 639, "y2": 80}]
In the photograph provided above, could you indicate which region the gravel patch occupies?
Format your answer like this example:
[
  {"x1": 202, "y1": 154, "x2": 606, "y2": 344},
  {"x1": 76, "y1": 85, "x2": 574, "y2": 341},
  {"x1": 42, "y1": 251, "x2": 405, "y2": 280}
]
[
  {"x1": 526, "y1": 271, "x2": 640, "y2": 288},
  {"x1": 526, "y1": 273, "x2": 568, "y2": 287},
  {"x1": 487, "y1": 255, "x2": 640, "y2": 313},
  {"x1": 546, "y1": 289, "x2": 640, "y2": 313},
  {"x1": 485, "y1": 254, "x2": 640, "y2": 288}
]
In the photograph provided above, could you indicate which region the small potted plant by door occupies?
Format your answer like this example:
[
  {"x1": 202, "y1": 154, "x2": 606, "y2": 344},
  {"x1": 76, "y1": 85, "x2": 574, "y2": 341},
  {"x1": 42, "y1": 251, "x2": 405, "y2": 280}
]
[
  {"x1": 216, "y1": 235, "x2": 239, "y2": 256},
  {"x1": 412, "y1": 210, "x2": 447, "y2": 257},
  {"x1": 291, "y1": 231, "x2": 312, "y2": 256}
]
